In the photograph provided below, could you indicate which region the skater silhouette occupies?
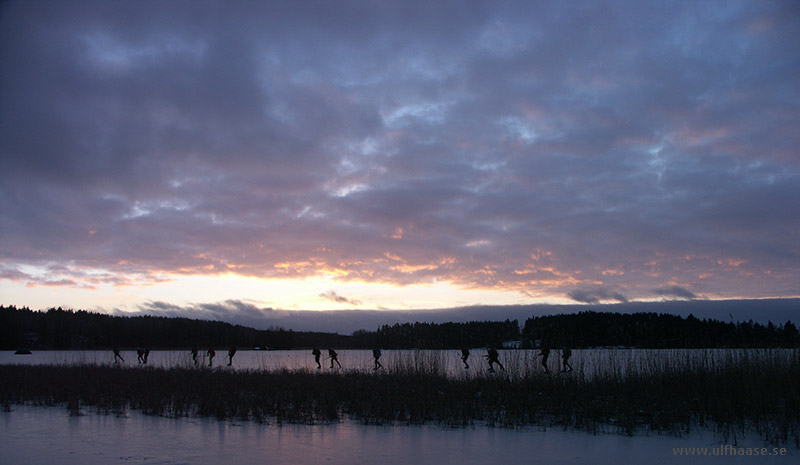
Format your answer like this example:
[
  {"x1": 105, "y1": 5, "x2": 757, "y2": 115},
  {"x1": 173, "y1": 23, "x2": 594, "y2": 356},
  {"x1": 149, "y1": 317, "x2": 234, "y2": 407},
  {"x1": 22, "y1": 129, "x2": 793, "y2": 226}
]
[
  {"x1": 328, "y1": 348, "x2": 341, "y2": 369},
  {"x1": 207, "y1": 346, "x2": 216, "y2": 367},
  {"x1": 372, "y1": 347, "x2": 383, "y2": 370},
  {"x1": 113, "y1": 347, "x2": 124, "y2": 364},
  {"x1": 312, "y1": 346, "x2": 321, "y2": 369},
  {"x1": 227, "y1": 345, "x2": 237, "y2": 366},
  {"x1": 486, "y1": 347, "x2": 505, "y2": 372},
  {"x1": 136, "y1": 347, "x2": 145, "y2": 363},
  {"x1": 561, "y1": 347, "x2": 573, "y2": 372},
  {"x1": 461, "y1": 348, "x2": 470, "y2": 369},
  {"x1": 143, "y1": 347, "x2": 150, "y2": 364},
  {"x1": 538, "y1": 345, "x2": 551, "y2": 374},
  {"x1": 191, "y1": 346, "x2": 199, "y2": 366}
]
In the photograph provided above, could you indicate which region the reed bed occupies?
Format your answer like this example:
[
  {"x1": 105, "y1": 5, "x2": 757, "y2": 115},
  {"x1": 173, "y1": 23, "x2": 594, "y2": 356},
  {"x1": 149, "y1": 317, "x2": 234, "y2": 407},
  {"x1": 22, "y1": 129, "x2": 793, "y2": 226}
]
[{"x1": 1, "y1": 349, "x2": 798, "y2": 447}]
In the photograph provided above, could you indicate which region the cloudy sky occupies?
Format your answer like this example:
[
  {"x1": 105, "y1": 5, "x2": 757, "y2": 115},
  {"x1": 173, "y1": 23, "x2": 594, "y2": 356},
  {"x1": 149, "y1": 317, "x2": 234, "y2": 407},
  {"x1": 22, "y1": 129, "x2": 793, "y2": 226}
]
[{"x1": 1, "y1": 1, "x2": 799, "y2": 322}]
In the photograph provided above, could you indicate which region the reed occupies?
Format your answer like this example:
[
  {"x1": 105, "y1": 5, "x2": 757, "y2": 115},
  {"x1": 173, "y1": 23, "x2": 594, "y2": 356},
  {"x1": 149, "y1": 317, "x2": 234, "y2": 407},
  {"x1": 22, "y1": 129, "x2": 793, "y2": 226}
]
[{"x1": 1, "y1": 349, "x2": 797, "y2": 447}]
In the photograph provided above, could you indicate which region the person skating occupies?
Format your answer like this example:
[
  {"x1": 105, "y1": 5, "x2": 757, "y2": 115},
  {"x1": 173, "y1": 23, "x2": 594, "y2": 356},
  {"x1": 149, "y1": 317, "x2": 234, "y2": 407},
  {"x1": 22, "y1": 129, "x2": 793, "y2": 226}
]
[
  {"x1": 328, "y1": 348, "x2": 341, "y2": 369},
  {"x1": 227, "y1": 345, "x2": 237, "y2": 366},
  {"x1": 113, "y1": 347, "x2": 124, "y2": 364},
  {"x1": 486, "y1": 347, "x2": 505, "y2": 372},
  {"x1": 207, "y1": 346, "x2": 216, "y2": 367},
  {"x1": 538, "y1": 345, "x2": 551, "y2": 374},
  {"x1": 372, "y1": 347, "x2": 383, "y2": 370},
  {"x1": 312, "y1": 346, "x2": 321, "y2": 369},
  {"x1": 561, "y1": 347, "x2": 573, "y2": 373},
  {"x1": 460, "y1": 348, "x2": 470, "y2": 369}
]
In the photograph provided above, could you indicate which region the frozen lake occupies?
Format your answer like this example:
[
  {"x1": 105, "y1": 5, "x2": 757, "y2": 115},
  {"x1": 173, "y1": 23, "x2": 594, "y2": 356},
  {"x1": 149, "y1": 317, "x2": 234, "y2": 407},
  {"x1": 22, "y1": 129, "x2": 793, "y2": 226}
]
[
  {"x1": 3, "y1": 348, "x2": 794, "y2": 379},
  {"x1": 1, "y1": 405, "x2": 793, "y2": 465},
  {"x1": 3, "y1": 350, "x2": 796, "y2": 463}
]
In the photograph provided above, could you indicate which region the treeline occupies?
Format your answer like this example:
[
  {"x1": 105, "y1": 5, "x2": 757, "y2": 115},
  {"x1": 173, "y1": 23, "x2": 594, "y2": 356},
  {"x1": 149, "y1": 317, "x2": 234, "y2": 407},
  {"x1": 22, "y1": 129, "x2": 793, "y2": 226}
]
[
  {"x1": 371, "y1": 313, "x2": 800, "y2": 349},
  {"x1": 374, "y1": 320, "x2": 521, "y2": 349},
  {"x1": 2, "y1": 305, "x2": 798, "y2": 350},
  {"x1": 0, "y1": 305, "x2": 514, "y2": 350},
  {"x1": 0, "y1": 306, "x2": 354, "y2": 350},
  {"x1": 522, "y1": 311, "x2": 800, "y2": 348}
]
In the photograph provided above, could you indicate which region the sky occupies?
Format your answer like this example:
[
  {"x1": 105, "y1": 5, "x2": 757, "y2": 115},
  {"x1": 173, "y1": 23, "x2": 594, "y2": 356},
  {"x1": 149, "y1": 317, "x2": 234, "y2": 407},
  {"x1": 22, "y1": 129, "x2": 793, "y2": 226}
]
[{"x1": 1, "y1": 0, "x2": 799, "y2": 328}]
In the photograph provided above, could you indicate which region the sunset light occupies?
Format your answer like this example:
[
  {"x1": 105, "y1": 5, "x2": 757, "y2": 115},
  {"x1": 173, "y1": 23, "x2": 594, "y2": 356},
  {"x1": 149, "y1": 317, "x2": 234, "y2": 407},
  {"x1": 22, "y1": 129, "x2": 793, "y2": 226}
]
[{"x1": 1, "y1": 0, "x2": 798, "y2": 327}]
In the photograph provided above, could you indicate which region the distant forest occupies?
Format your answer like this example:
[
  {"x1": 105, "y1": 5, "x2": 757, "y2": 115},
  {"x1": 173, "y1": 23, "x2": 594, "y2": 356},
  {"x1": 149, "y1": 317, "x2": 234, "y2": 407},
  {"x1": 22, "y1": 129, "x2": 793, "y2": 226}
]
[
  {"x1": 523, "y1": 312, "x2": 799, "y2": 349},
  {"x1": 1, "y1": 305, "x2": 798, "y2": 350}
]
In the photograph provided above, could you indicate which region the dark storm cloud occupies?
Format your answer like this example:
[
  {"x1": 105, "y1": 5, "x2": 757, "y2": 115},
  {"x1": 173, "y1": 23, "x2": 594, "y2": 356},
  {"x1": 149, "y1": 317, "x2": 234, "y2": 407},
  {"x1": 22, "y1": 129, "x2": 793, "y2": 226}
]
[
  {"x1": 2, "y1": 0, "x2": 799, "y2": 303},
  {"x1": 134, "y1": 300, "x2": 275, "y2": 327},
  {"x1": 568, "y1": 287, "x2": 629, "y2": 304},
  {"x1": 653, "y1": 285, "x2": 698, "y2": 300},
  {"x1": 319, "y1": 291, "x2": 362, "y2": 306}
]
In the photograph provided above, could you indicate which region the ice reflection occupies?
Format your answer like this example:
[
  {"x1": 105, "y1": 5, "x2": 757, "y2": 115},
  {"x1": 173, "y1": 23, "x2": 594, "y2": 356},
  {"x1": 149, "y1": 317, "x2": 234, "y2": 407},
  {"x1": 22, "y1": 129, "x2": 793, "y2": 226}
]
[{"x1": 1, "y1": 405, "x2": 794, "y2": 465}]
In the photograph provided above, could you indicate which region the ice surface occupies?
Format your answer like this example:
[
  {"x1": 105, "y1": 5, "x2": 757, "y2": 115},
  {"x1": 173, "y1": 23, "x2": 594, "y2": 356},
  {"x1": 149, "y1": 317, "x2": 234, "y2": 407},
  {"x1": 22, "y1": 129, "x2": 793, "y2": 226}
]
[
  {"x1": 1, "y1": 405, "x2": 794, "y2": 465},
  {"x1": 3, "y1": 348, "x2": 793, "y2": 380}
]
